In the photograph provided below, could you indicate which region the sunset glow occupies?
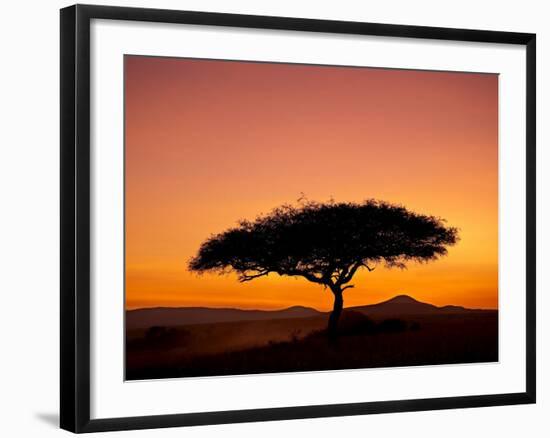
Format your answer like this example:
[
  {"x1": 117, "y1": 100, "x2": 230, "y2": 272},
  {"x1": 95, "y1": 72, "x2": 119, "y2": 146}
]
[{"x1": 125, "y1": 56, "x2": 498, "y2": 311}]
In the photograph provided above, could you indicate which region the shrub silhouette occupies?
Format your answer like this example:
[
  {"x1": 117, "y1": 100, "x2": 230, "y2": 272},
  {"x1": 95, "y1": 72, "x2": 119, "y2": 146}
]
[
  {"x1": 189, "y1": 199, "x2": 458, "y2": 337},
  {"x1": 335, "y1": 311, "x2": 377, "y2": 336},
  {"x1": 377, "y1": 318, "x2": 408, "y2": 333}
]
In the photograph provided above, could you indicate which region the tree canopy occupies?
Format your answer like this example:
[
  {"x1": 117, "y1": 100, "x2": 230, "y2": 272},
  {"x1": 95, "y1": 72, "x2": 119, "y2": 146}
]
[
  {"x1": 189, "y1": 200, "x2": 458, "y2": 285},
  {"x1": 188, "y1": 199, "x2": 459, "y2": 336}
]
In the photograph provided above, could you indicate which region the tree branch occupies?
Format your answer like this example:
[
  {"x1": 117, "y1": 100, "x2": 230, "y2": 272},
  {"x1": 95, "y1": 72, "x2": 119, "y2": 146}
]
[
  {"x1": 339, "y1": 261, "x2": 375, "y2": 285},
  {"x1": 239, "y1": 270, "x2": 270, "y2": 282},
  {"x1": 334, "y1": 265, "x2": 350, "y2": 284},
  {"x1": 275, "y1": 268, "x2": 326, "y2": 285},
  {"x1": 296, "y1": 271, "x2": 326, "y2": 285}
]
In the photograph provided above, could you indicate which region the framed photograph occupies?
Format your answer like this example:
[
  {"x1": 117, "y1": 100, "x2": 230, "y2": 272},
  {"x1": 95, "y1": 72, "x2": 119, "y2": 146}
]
[{"x1": 60, "y1": 4, "x2": 536, "y2": 433}]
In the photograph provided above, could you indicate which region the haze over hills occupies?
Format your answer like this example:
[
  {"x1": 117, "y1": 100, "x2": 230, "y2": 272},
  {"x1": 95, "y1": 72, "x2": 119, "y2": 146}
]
[
  {"x1": 126, "y1": 295, "x2": 495, "y2": 330},
  {"x1": 126, "y1": 305, "x2": 320, "y2": 330}
]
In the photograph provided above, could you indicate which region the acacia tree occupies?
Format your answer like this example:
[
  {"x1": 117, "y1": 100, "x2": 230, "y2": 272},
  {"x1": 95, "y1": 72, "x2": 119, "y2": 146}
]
[{"x1": 188, "y1": 200, "x2": 459, "y2": 337}]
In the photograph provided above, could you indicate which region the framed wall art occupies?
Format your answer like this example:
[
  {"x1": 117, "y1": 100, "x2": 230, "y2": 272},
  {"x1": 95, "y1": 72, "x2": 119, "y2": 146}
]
[{"x1": 60, "y1": 4, "x2": 536, "y2": 433}]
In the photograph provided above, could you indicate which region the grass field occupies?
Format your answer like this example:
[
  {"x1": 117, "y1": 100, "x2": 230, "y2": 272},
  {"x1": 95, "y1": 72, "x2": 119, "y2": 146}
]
[{"x1": 126, "y1": 310, "x2": 498, "y2": 380}]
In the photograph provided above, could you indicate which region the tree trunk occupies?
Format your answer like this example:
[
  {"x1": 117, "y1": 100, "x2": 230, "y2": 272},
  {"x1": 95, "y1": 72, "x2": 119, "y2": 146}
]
[{"x1": 328, "y1": 287, "x2": 343, "y2": 338}]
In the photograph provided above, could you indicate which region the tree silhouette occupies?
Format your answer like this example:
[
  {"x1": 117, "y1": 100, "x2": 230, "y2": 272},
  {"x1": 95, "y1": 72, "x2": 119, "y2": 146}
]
[{"x1": 189, "y1": 200, "x2": 459, "y2": 337}]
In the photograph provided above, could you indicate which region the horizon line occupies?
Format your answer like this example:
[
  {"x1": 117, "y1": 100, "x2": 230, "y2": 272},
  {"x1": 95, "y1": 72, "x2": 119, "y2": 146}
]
[{"x1": 126, "y1": 294, "x2": 498, "y2": 313}]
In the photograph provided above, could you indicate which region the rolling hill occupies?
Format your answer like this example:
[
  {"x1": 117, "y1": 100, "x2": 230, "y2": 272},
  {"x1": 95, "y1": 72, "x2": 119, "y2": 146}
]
[
  {"x1": 126, "y1": 294, "x2": 493, "y2": 330},
  {"x1": 126, "y1": 305, "x2": 321, "y2": 330},
  {"x1": 348, "y1": 294, "x2": 484, "y2": 316}
]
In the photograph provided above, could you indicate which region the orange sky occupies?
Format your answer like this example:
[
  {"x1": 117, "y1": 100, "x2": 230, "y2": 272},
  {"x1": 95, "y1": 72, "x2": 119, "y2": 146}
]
[{"x1": 125, "y1": 55, "x2": 498, "y2": 311}]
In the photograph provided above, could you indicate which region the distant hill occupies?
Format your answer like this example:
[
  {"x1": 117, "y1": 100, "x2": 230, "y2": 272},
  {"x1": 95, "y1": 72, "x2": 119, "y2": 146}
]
[
  {"x1": 126, "y1": 305, "x2": 321, "y2": 330},
  {"x1": 126, "y1": 295, "x2": 494, "y2": 330},
  {"x1": 349, "y1": 294, "x2": 490, "y2": 316}
]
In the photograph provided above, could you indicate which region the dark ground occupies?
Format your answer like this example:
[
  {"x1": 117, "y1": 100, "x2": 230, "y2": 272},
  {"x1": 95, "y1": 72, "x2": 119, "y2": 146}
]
[{"x1": 126, "y1": 310, "x2": 498, "y2": 380}]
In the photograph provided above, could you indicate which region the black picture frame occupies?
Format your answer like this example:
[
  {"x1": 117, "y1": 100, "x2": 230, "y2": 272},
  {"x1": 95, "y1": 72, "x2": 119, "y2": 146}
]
[{"x1": 60, "y1": 4, "x2": 536, "y2": 433}]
